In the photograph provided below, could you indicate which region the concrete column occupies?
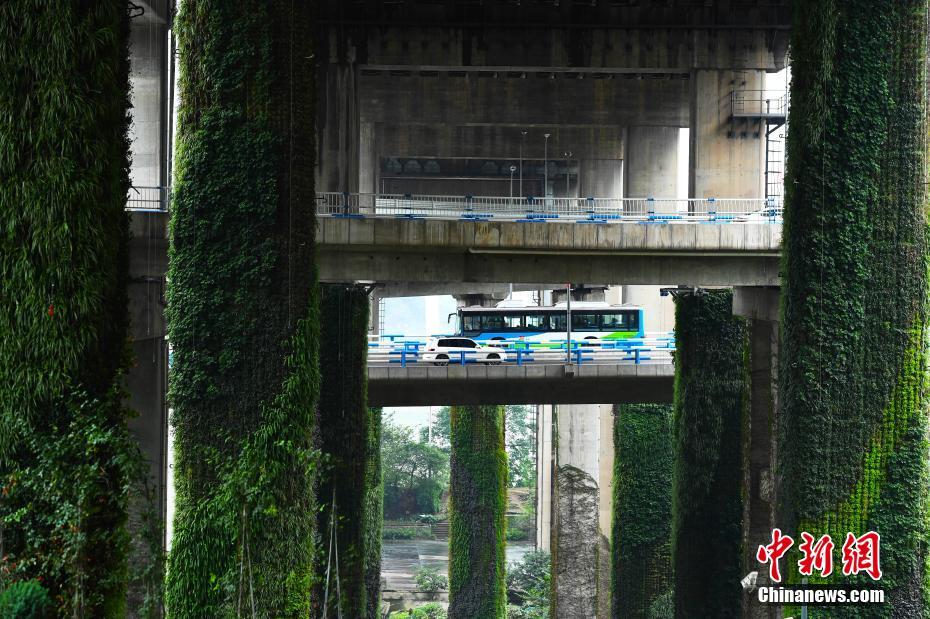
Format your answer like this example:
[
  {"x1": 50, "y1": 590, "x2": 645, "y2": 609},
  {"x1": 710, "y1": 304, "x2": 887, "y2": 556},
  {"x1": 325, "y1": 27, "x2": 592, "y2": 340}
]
[
  {"x1": 536, "y1": 405, "x2": 553, "y2": 552},
  {"x1": 622, "y1": 126, "x2": 679, "y2": 332},
  {"x1": 551, "y1": 404, "x2": 610, "y2": 618},
  {"x1": 126, "y1": 4, "x2": 171, "y2": 611},
  {"x1": 370, "y1": 291, "x2": 381, "y2": 336},
  {"x1": 624, "y1": 126, "x2": 679, "y2": 199},
  {"x1": 733, "y1": 287, "x2": 781, "y2": 619},
  {"x1": 317, "y1": 55, "x2": 360, "y2": 192},
  {"x1": 551, "y1": 286, "x2": 607, "y2": 304},
  {"x1": 689, "y1": 70, "x2": 765, "y2": 199}
]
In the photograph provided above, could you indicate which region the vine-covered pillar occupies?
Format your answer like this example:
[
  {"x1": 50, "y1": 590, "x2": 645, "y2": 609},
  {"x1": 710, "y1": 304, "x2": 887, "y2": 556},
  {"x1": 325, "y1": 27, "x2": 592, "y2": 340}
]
[
  {"x1": 318, "y1": 285, "x2": 371, "y2": 617},
  {"x1": 449, "y1": 405, "x2": 508, "y2": 619},
  {"x1": 165, "y1": 1, "x2": 319, "y2": 616},
  {"x1": 364, "y1": 407, "x2": 384, "y2": 619},
  {"x1": 611, "y1": 404, "x2": 674, "y2": 619},
  {"x1": 672, "y1": 290, "x2": 748, "y2": 618},
  {"x1": 779, "y1": 1, "x2": 930, "y2": 614},
  {"x1": 0, "y1": 2, "x2": 136, "y2": 614}
]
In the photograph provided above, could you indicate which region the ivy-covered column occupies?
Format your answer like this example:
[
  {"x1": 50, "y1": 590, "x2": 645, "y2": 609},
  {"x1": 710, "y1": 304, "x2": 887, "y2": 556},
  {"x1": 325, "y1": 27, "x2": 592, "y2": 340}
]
[
  {"x1": 318, "y1": 285, "x2": 371, "y2": 617},
  {"x1": 365, "y1": 407, "x2": 384, "y2": 619},
  {"x1": 449, "y1": 405, "x2": 508, "y2": 619},
  {"x1": 611, "y1": 404, "x2": 674, "y2": 619},
  {"x1": 672, "y1": 290, "x2": 748, "y2": 618},
  {"x1": 0, "y1": 3, "x2": 137, "y2": 615},
  {"x1": 164, "y1": 2, "x2": 319, "y2": 616},
  {"x1": 780, "y1": 0, "x2": 930, "y2": 614}
]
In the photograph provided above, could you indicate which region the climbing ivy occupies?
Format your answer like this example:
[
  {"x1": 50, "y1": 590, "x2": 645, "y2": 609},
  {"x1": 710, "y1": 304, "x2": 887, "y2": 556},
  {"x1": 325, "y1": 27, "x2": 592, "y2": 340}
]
[
  {"x1": 780, "y1": 1, "x2": 930, "y2": 615},
  {"x1": 448, "y1": 405, "x2": 508, "y2": 619},
  {"x1": 365, "y1": 407, "x2": 385, "y2": 619},
  {"x1": 671, "y1": 291, "x2": 748, "y2": 618},
  {"x1": 318, "y1": 285, "x2": 371, "y2": 617},
  {"x1": 0, "y1": 3, "x2": 144, "y2": 616},
  {"x1": 611, "y1": 404, "x2": 674, "y2": 619},
  {"x1": 164, "y1": 1, "x2": 320, "y2": 616}
]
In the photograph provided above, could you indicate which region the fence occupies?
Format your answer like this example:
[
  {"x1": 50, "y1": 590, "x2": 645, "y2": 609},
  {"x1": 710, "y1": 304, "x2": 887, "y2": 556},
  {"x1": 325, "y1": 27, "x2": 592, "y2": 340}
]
[{"x1": 318, "y1": 192, "x2": 782, "y2": 223}]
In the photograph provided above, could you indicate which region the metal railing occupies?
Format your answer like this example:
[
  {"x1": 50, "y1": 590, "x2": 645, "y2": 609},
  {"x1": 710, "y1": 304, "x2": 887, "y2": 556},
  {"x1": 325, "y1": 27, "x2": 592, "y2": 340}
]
[
  {"x1": 127, "y1": 186, "x2": 170, "y2": 212},
  {"x1": 730, "y1": 90, "x2": 789, "y2": 119},
  {"x1": 367, "y1": 334, "x2": 676, "y2": 368},
  {"x1": 318, "y1": 192, "x2": 782, "y2": 223}
]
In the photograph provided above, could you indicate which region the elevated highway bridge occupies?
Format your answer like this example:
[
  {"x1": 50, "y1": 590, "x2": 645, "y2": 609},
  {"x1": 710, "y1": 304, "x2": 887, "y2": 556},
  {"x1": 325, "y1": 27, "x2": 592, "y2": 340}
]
[{"x1": 316, "y1": 192, "x2": 783, "y2": 287}]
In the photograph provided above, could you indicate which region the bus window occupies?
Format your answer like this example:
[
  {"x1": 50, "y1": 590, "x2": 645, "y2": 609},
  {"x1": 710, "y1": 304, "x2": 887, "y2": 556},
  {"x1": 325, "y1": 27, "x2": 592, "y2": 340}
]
[
  {"x1": 525, "y1": 313, "x2": 547, "y2": 330},
  {"x1": 505, "y1": 314, "x2": 523, "y2": 329},
  {"x1": 601, "y1": 312, "x2": 627, "y2": 329},
  {"x1": 571, "y1": 313, "x2": 598, "y2": 331},
  {"x1": 550, "y1": 313, "x2": 566, "y2": 331},
  {"x1": 482, "y1": 313, "x2": 506, "y2": 330},
  {"x1": 463, "y1": 314, "x2": 481, "y2": 333},
  {"x1": 628, "y1": 311, "x2": 640, "y2": 332}
]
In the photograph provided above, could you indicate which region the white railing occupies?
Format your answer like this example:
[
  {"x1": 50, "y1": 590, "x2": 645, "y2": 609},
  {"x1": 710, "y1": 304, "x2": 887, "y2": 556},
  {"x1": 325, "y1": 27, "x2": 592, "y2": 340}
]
[
  {"x1": 127, "y1": 186, "x2": 170, "y2": 212},
  {"x1": 318, "y1": 192, "x2": 782, "y2": 223}
]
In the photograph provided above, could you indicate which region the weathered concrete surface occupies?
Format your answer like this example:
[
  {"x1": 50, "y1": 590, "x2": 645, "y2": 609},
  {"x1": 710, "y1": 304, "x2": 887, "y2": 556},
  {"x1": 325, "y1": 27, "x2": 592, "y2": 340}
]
[
  {"x1": 690, "y1": 69, "x2": 766, "y2": 199},
  {"x1": 553, "y1": 465, "x2": 601, "y2": 619},
  {"x1": 551, "y1": 404, "x2": 611, "y2": 618},
  {"x1": 367, "y1": 363, "x2": 674, "y2": 407},
  {"x1": 317, "y1": 217, "x2": 782, "y2": 286}
]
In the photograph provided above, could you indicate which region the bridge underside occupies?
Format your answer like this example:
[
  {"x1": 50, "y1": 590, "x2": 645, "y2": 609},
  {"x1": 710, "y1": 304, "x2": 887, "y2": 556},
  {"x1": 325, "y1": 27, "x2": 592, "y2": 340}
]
[{"x1": 367, "y1": 363, "x2": 674, "y2": 406}]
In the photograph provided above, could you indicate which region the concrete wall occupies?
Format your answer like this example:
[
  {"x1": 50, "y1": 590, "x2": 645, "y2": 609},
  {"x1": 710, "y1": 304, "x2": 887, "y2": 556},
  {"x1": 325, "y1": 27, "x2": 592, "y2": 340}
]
[{"x1": 690, "y1": 69, "x2": 766, "y2": 199}]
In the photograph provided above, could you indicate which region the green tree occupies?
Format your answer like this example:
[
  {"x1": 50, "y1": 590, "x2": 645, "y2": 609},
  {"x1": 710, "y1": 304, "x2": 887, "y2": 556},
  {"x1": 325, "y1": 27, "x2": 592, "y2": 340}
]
[
  {"x1": 164, "y1": 1, "x2": 319, "y2": 616},
  {"x1": 383, "y1": 416, "x2": 450, "y2": 518}
]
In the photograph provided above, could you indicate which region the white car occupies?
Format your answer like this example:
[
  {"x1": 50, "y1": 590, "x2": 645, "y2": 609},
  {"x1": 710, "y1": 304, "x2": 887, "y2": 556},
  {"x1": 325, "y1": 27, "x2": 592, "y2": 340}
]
[{"x1": 422, "y1": 337, "x2": 506, "y2": 366}]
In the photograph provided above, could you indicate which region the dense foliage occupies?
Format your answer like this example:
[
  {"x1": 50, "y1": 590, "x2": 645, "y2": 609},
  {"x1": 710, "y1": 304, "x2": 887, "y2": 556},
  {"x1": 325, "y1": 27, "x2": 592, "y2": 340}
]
[
  {"x1": 384, "y1": 417, "x2": 450, "y2": 518},
  {"x1": 780, "y1": 0, "x2": 930, "y2": 614},
  {"x1": 611, "y1": 404, "x2": 674, "y2": 619},
  {"x1": 365, "y1": 407, "x2": 384, "y2": 619},
  {"x1": 0, "y1": 3, "x2": 143, "y2": 615},
  {"x1": 507, "y1": 549, "x2": 551, "y2": 618},
  {"x1": 318, "y1": 285, "x2": 370, "y2": 617},
  {"x1": 671, "y1": 291, "x2": 748, "y2": 618},
  {"x1": 164, "y1": 1, "x2": 319, "y2": 616},
  {"x1": 449, "y1": 405, "x2": 508, "y2": 619},
  {"x1": 0, "y1": 581, "x2": 53, "y2": 619}
]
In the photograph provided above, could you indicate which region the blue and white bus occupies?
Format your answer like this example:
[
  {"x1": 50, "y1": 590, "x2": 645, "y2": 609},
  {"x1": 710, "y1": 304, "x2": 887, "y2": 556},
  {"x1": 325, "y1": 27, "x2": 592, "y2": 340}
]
[{"x1": 455, "y1": 302, "x2": 645, "y2": 346}]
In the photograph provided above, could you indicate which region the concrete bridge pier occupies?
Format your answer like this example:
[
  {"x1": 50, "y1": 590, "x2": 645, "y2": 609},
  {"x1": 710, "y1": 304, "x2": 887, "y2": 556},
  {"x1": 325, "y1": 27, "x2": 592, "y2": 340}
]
[
  {"x1": 550, "y1": 403, "x2": 614, "y2": 619},
  {"x1": 621, "y1": 125, "x2": 681, "y2": 332},
  {"x1": 690, "y1": 69, "x2": 766, "y2": 199},
  {"x1": 733, "y1": 286, "x2": 782, "y2": 619}
]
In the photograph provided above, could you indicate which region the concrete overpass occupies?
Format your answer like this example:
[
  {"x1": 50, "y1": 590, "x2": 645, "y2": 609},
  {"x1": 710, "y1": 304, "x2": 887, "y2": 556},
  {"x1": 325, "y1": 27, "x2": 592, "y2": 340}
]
[
  {"x1": 368, "y1": 361, "x2": 674, "y2": 407},
  {"x1": 317, "y1": 214, "x2": 782, "y2": 286}
]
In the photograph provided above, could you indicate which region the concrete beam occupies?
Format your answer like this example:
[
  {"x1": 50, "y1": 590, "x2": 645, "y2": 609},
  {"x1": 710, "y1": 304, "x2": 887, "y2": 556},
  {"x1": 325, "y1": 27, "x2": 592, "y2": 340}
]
[
  {"x1": 317, "y1": 217, "x2": 782, "y2": 286},
  {"x1": 367, "y1": 363, "x2": 673, "y2": 407}
]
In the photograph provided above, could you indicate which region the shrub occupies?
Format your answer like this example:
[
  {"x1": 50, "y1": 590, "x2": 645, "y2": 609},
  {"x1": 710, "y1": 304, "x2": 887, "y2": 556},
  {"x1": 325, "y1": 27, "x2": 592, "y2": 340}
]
[
  {"x1": 414, "y1": 566, "x2": 449, "y2": 593},
  {"x1": 0, "y1": 581, "x2": 53, "y2": 619},
  {"x1": 389, "y1": 602, "x2": 448, "y2": 618}
]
